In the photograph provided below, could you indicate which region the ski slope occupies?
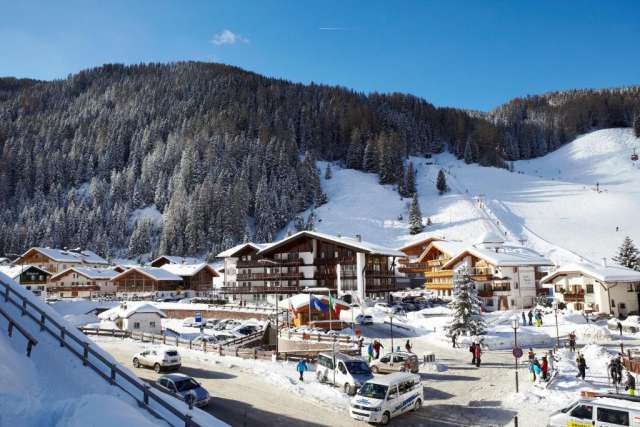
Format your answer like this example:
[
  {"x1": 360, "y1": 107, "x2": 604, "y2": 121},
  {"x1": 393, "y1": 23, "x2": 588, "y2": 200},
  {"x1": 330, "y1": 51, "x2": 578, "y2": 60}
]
[{"x1": 285, "y1": 128, "x2": 640, "y2": 265}]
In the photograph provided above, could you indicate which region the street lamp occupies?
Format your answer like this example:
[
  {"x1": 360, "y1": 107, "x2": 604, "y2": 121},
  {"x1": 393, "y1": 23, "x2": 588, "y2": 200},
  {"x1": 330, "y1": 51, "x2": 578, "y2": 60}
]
[
  {"x1": 390, "y1": 313, "x2": 394, "y2": 352},
  {"x1": 511, "y1": 316, "x2": 520, "y2": 393},
  {"x1": 553, "y1": 301, "x2": 560, "y2": 349}
]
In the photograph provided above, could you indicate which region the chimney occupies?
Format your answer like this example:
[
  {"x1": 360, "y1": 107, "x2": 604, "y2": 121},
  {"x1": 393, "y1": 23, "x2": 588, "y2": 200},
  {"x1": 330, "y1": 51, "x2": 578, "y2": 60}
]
[
  {"x1": 355, "y1": 234, "x2": 362, "y2": 242},
  {"x1": 287, "y1": 229, "x2": 293, "y2": 237},
  {"x1": 602, "y1": 257, "x2": 608, "y2": 268}
]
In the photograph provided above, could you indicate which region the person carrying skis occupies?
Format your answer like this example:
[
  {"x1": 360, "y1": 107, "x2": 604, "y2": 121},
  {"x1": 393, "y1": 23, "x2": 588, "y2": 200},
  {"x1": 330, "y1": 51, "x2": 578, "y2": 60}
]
[
  {"x1": 373, "y1": 340, "x2": 383, "y2": 359},
  {"x1": 576, "y1": 353, "x2": 587, "y2": 380},
  {"x1": 405, "y1": 339, "x2": 412, "y2": 353},
  {"x1": 626, "y1": 372, "x2": 637, "y2": 396},
  {"x1": 527, "y1": 310, "x2": 533, "y2": 326},
  {"x1": 541, "y1": 356, "x2": 549, "y2": 381},
  {"x1": 473, "y1": 342, "x2": 482, "y2": 367},
  {"x1": 296, "y1": 359, "x2": 308, "y2": 381},
  {"x1": 569, "y1": 332, "x2": 576, "y2": 352}
]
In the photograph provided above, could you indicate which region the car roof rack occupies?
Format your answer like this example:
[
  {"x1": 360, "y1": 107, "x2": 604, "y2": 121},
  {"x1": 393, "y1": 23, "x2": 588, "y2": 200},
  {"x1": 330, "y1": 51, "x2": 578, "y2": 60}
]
[{"x1": 581, "y1": 390, "x2": 640, "y2": 403}]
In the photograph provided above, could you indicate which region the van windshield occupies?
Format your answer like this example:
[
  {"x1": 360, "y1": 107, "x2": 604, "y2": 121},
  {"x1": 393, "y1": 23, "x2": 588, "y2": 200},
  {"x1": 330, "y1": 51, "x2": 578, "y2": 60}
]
[
  {"x1": 346, "y1": 361, "x2": 372, "y2": 375},
  {"x1": 358, "y1": 383, "x2": 387, "y2": 400}
]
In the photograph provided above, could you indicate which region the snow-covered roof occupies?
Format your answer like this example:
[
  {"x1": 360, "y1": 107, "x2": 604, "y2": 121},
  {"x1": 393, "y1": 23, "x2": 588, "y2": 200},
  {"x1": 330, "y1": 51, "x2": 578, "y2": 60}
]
[
  {"x1": 160, "y1": 263, "x2": 218, "y2": 277},
  {"x1": 259, "y1": 231, "x2": 406, "y2": 257},
  {"x1": 150, "y1": 255, "x2": 203, "y2": 265},
  {"x1": 277, "y1": 293, "x2": 350, "y2": 310},
  {"x1": 0, "y1": 264, "x2": 51, "y2": 279},
  {"x1": 541, "y1": 262, "x2": 640, "y2": 284},
  {"x1": 442, "y1": 245, "x2": 553, "y2": 269},
  {"x1": 416, "y1": 240, "x2": 467, "y2": 262},
  {"x1": 19, "y1": 247, "x2": 109, "y2": 265},
  {"x1": 398, "y1": 237, "x2": 443, "y2": 252},
  {"x1": 50, "y1": 267, "x2": 118, "y2": 282},
  {"x1": 98, "y1": 303, "x2": 167, "y2": 321},
  {"x1": 474, "y1": 230, "x2": 505, "y2": 245},
  {"x1": 112, "y1": 267, "x2": 183, "y2": 282},
  {"x1": 216, "y1": 242, "x2": 273, "y2": 258}
]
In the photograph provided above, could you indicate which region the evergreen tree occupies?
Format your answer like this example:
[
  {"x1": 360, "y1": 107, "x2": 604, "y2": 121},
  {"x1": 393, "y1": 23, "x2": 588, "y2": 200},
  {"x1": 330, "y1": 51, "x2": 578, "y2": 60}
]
[
  {"x1": 613, "y1": 236, "x2": 640, "y2": 271},
  {"x1": 324, "y1": 164, "x2": 333, "y2": 180},
  {"x1": 399, "y1": 161, "x2": 417, "y2": 197},
  {"x1": 634, "y1": 113, "x2": 640, "y2": 138},
  {"x1": 445, "y1": 271, "x2": 486, "y2": 338},
  {"x1": 463, "y1": 139, "x2": 475, "y2": 164},
  {"x1": 305, "y1": 211, "x2": 316, "y2": 231},
  {"x1": 436, "y1": 170, "x2": 448, "y2": 195},
  {"x1": 128, "y1": 219, "x2": 153, "y2": 257},
  {"x1": 408, "y1": 194, "x2": 424, "y2": 235},
  {"x1": 362, "y1": 139, "x2": 379, "y2": 172}
]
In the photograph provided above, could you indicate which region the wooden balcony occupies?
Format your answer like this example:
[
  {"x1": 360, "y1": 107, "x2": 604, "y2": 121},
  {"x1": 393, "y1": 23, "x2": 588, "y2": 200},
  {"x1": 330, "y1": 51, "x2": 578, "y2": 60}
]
[
  {"x1": 427, "y1": 259, "x2": 447, "y2": 267},
  {"x1": 365, "y1": 270, "x2": 396, "y2": 278},
  {"x1": 425, "y1": 270, "x2": 453, "y2": 278},
  {"x1": 398, "y1": 262, "x2": 428, "y2": 273},
  {"x1": 478, "y1": 289, "x2": 494, "y2": 298},
  {"x1": 219, "y1": 286, "x2": 302, "y2": 294},
  {"x1": 427, "y1": 282, "x2": 454, "y2": 290},
  {"x1": 236, "y1": 260, "x2": 266, "y2": 268},
  {"x1": 236, "y1": 272, "x2": 304, "y2": 281},
  {"x1": 561, "y1": 292, "x2": 585, "y2": 303},
  {"x1": 314, "y1": 257, "x2": 355, "y2": 266},
  {"x1": 366, "y1": 284, "x2": 398, "y2": 293}
]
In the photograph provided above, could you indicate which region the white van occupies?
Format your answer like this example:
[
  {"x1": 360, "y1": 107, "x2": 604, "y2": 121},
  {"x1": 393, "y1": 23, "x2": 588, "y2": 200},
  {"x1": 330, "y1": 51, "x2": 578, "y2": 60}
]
[
  {"x1": 548, "y1": 392, "x2": 640, "y2": 427},
  {"x1": 349, "y1": 372, "x2": 422, "y2": 425},
  {"x1": 316, "y1": 352, "x2": 374, "y2": 395}
]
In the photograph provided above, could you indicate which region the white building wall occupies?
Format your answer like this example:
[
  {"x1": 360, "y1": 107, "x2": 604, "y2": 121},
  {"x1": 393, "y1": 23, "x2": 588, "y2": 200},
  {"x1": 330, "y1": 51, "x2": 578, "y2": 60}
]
[{"x1": 123, "y1": 313, "x2": 163, "y2": 334}]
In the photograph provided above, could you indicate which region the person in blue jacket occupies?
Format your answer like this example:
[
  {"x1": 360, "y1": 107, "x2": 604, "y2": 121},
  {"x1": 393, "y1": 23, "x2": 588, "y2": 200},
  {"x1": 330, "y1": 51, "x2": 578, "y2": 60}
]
[{"x1": 296, "y1": 359, "x2": 308, "y2": 381}]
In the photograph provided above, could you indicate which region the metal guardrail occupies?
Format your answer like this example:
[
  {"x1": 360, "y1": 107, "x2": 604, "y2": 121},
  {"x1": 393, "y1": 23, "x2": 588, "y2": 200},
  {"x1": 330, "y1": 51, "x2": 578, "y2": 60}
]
[{"x1": 0, "y1": 280, "x2": 203, "y2": 427}]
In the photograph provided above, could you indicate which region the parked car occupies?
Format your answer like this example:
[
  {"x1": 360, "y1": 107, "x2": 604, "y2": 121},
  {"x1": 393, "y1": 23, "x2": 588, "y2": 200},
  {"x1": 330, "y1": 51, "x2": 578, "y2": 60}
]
[
  {"x1": 234, "y1": 325, "x2": 260, "y2": 336},
  {"x1": 374, "y1": 302, "x2": 392, "y2": 313},
  {"x1": 191, "y1": 335, "x2": 218, "y2": 346},
  {"x1": 370, "y1": 352, "x2": 420, "y2": 374},
  {"x1": 213, "y1": 332, "x2": 236, "y2": 342},
  {"x1": 215, "y1": 319, "x2": 241, "y2": 331},
  {"x1": 317, "y1": 353, "x2": 374, "y2": 395},
  {"x1": 132, "y1": 348, "x2": 181, "y2": 372},
  {"x1": 157, "y1": 373, "x2": 210, "y2": 407},
  {"x1": 548, "y1": 392, "x2": 640, "y2": 427},
  {"x1": 355, "y1": 314, "x2": 374, "y2": 325},
  {"x1": 349, "y1": 372, "x2": 422, "y2": 425},
  {"x1": 204, "y1": 319, "x2": 220, "y2": 329},
  {"x1": 182, "y1": 317, "x2": 205, "y2": 328}
]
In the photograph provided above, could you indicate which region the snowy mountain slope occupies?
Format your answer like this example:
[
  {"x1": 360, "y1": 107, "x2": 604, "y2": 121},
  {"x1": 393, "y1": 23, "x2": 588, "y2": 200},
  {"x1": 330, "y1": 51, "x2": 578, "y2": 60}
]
[
  {"x1": 283, "y1": 128, "x2": 639, "y2": 266},
  {"x1": 280, "y1": 161, "x2": 498, "y2": 249}
]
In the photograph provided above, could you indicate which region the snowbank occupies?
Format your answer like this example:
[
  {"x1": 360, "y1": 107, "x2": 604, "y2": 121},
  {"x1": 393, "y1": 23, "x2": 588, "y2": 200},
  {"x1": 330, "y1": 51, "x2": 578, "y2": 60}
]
[{"x1": 574, "y1": 324, "x2": 611, "y2": 344}]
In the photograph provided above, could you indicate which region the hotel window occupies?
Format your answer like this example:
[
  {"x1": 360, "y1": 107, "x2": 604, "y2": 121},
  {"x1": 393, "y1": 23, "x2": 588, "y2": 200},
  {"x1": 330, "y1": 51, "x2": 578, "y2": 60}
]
[
  {"x1": 586, "y1": 284, "x2": 594, "y2": 294},
  {"x1": 133, "y1": 322, "x2": 141, "y2": 329}
]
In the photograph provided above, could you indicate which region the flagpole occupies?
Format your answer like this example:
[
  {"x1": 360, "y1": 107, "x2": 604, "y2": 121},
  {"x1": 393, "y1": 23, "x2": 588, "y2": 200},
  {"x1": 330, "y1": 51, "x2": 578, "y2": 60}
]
[
  {"x1": 309, "y1": 292, "x2": 312, "y2": 327},
  {"x1": 329, "y1": 292, "x2": 332, "y2": 332}
]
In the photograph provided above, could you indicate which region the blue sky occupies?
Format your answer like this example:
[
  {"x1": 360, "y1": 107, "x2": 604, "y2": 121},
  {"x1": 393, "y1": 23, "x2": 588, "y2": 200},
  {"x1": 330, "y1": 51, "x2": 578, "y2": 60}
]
[{"x1": 1, "y1": 1, "x2": 638, "y2": 110}]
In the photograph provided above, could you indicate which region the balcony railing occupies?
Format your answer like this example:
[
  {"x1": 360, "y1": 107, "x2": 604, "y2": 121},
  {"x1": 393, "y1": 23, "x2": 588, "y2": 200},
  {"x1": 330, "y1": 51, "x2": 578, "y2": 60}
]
[
  {"x1": 427, "y1": 259, "x2": 447, "y2": 266},
  {"x1": 562, "y1": 292, "x2": 585, "y2": 303},
  {"x1": 427, "y1": 282, "x2": 454, "y2": 290},
  {"x1": 314, "y1": 257, "x2": 355, "y2": 265},
  {"x1": 425, "y1": 270, "x2": 453, "y2": 278},
  {"x1": 236, "y1": 272, "x2": 304, "y2": 281},
  {"x1": 478, "y1": 289, "x2": 494, "y2": 298},
  {"x1": 365, "y1": 270, "x2": 396, "y2": 278},
  {"x1": 219, "y1": 286, "x2": 302, "y2": 294}
]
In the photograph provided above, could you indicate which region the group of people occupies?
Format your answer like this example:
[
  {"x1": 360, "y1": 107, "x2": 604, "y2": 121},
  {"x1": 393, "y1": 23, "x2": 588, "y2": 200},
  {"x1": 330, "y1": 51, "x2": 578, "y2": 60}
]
[
  {"x1": 528, "y1": 348, "x2": 557, "y2": 382},
  {"x1": 522, "y1": 309, "x2": 544, "y2": 327},
  {"x1": 609, "y1": 354, "x2": 637, "y2": 396}
]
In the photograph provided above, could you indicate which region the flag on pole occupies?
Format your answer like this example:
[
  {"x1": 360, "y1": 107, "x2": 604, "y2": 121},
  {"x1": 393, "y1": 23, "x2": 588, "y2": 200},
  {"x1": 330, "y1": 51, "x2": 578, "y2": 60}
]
[
  {"x1": 328, "y1": 294, "x2": 341, "y2": 318},
  {"x1": 311, "y1": 296, "x2": 329, "y2": 313}
]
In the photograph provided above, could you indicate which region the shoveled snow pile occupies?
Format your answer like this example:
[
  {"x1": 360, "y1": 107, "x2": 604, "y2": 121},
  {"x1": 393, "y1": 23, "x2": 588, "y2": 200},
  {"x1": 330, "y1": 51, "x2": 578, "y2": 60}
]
[
  {"x1": 0, "y1": 273, "x2": 227, "y2": 427},
  {"x1": 574, "y1": 324, "x2": 611, "y2": 344}
]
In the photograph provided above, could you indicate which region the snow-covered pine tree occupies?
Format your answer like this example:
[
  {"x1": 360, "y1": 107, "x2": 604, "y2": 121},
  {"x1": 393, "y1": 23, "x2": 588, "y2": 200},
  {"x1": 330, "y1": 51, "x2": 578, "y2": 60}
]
[
  {"x1": 613, "y1": 236, "x2": 640, "y2": 271},
  {"x1": 634, "y1": 113, "x2": 640, "y2": 138},
  {"x1": 408, "y1": 194, "x2": 424, "y2": 235},
  {"x1": 399, "y1": 161, "x2": 416, "y2": 197},
  {"x1": 305, "y1": 211, "x2": 316, "y2": 231},
  {"x1": 463, "y1": 139, "x2": 475, "y2": 164},
  {"x1": 324, "y1": 163, "x2": 333, "y2": 180},
  {"x1": 363, "y1": 139, "x2": 379, "y2": 172},
  {"x1": 446, "y1": 270, "x2": 486, "y2": 338},
  {"x1": 436, "y1": 169, "x2": 448, "y2": 195}
]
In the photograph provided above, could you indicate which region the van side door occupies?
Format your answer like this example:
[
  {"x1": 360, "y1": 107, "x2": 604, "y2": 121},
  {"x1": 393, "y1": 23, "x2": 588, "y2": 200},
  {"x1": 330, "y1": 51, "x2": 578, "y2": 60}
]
[
  {"x1": 337, "y1": 361, "x2": 349, "y2": 384},
  {"x1": 596, "y1": 406, "x2": 630, "y2": 427},
  {"x1": 386, "y1": 385, "x2": 402, "y2": 417},
  {"x1": 568, "y1": 404, "x2": 594, "y2": 426}
]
